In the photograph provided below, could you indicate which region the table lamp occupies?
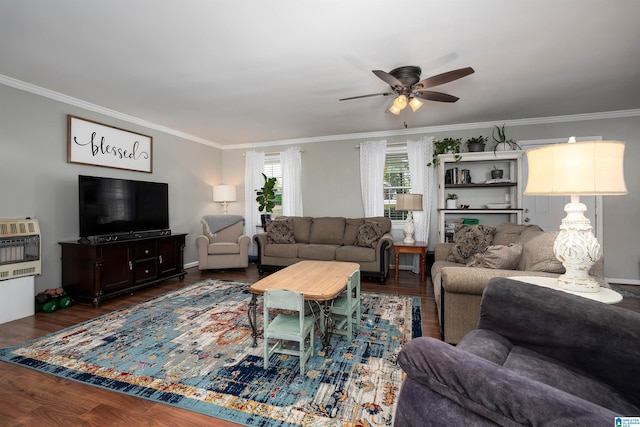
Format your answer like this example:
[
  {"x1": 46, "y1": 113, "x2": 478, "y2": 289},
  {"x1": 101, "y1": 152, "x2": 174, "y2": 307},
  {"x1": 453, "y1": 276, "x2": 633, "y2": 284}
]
[
  {"x1": 396, "y1": 193, "x2": 423, "y2": 244},
  {"x1": 213, "y1": 184, "x2": 237, "y2": 214},
  {"x1": 524, "y1": 138, "x2": 627, "y2": 292}
]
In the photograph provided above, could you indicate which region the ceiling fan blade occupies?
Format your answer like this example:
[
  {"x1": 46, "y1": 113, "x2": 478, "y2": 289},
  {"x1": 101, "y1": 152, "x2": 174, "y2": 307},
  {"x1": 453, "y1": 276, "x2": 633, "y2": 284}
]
[
  {"x1": 372, "y1": 70, "x2": 404, "y2": 88},
  {"x1": 414, "y1": 90, "x2": 460, "y2": 103},
  {"x1": 339, "y1": 92, "x2": 393, "y2": 101},
  {"x1": 414, "y1": 67, "x2": 475, "y2": 89}
]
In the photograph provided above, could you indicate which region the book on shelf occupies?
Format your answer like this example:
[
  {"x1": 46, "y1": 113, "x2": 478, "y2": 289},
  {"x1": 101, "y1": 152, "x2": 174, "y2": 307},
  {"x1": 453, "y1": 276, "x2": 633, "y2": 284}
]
[{"x1": 446, "y1": 168, "x2": 472, "y2": 184}]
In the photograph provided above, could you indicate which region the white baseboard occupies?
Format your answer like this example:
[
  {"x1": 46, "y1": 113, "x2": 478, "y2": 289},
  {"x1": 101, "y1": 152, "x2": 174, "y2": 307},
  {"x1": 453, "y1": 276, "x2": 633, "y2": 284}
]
[
  {"x1": 606, "y1": 277, "x2": 640, "y2": 285},
  {"x1": 185, "y1": 261, "x2": 198, "y2": 269}
]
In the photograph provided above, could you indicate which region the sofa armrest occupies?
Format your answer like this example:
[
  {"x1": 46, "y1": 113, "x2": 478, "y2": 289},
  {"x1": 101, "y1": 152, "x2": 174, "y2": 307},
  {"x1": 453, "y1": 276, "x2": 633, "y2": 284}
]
[
  {"x1": 479, "y1": 278, "x2": 640, "y2": 405},
  {"x1": 441, "y1": 267, "x2": 558, "y2": 295},
  {"x1": 196, "y1": 235, "x2": 209, "y2": 266},
  {"x1": 398, "y1": 337, "x2": 617, "y2": 426}
]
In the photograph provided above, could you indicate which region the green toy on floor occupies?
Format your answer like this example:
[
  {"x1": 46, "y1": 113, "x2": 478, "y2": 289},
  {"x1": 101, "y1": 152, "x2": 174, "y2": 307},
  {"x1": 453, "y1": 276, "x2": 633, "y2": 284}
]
[{"x1": 35, "y1": 287, "x2": 72, "y2": 313}]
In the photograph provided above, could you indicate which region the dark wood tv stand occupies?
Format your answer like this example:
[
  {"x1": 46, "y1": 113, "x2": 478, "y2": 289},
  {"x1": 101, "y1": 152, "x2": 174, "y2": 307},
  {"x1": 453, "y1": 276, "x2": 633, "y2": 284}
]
[{"x1": 59, "y1": 233, "x2": 187, "y2": 307}]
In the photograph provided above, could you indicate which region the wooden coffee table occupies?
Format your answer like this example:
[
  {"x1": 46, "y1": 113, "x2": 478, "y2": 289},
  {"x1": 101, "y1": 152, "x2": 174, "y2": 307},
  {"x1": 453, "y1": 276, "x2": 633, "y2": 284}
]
[{"x1": 248, "y1": 260, "x2": 360, "y2": 350}]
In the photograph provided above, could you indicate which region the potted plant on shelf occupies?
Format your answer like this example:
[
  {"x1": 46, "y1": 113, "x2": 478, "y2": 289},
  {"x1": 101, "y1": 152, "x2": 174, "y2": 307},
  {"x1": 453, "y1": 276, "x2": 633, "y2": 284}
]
[
  {"x1": 446, "y1": 193, "x2": 458, "y2": 209},
  {"x1": 490, "y1": 165, "x2": 504, "y2": 179},
  {"x1": 466, "y1": 135, "x2": 488, "y2": 152},
  {"x1": 427, "y1": 138, "x2": 462, "y2": 167},
  {"x1": 492, "y1": 125, "x2": 521, "y2": 154},
  {"x1": 256, "y1": 173, "x2": 277, "y2": 227}
]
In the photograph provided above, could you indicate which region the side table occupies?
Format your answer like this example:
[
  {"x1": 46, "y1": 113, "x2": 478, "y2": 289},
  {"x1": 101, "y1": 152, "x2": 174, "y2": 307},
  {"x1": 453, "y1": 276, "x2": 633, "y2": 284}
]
[
  {"x1": 510, "y1": 276, "x2": 622, "y2": 304},
  {"x1": 394, "y1": 241, "x2": 427, "y2": 282}
]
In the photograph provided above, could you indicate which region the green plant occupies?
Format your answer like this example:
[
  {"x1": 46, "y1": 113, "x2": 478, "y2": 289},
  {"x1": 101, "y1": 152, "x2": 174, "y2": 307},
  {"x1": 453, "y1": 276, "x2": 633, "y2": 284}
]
[
  {"x1": 256, "y1": 173, "x2": 277, "y2": 213},
  {"x1": 427, "y1": 138, "x2": 462, "y2": 167},
  {"x1": 447, "y1": 193, "x2": 458, "y2": 200},
  {"x1": 492, "y1": 125, "x2": 521, "y2": 153},
  {"x1": 465, "y1": 135, "x2": 488, "y2": 146}
]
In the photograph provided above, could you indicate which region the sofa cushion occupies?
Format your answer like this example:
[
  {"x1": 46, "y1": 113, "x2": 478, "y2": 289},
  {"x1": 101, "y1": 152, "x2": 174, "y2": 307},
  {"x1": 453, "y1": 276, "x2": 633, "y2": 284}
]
[
  {"x1": 518, "y1": 231, "x2": 565, "y2": 273},
  {"x1": 264, "y1": 243, "x2": 303, "y2": 258},
  {"x1": 447, "y1": 224, "x2": 495, "y2": 264},
  {"x1": 466, "y1": 244, "x2": 523, "y2": 270},
  {"x1": 492, "y1": 223, "x2": 543, "y2": 246},
  {"x1": 343, "y1": 218, "x2": 364, "y2": 246},
  {"x1": 286, "y1": 216, "x2": 312, "y2": 243},
  {"x1": 355, "y1": 221, "x2": 384, "y2": 248},
  {"x1": 297, "y1": 244, "x2": 339, "y2": 260},
  {"x1": 266, "y1": 218, "x2": 295, "y2": 244},
  {"x1": 335, "y1": 245, "x2": 376, "y2": 263},
  {"x1": 309, "y1": 217, "x2": 345, "y2": 245},
  {"x1": 208, "y1": 242, "x2": 240, "y2": 255}
]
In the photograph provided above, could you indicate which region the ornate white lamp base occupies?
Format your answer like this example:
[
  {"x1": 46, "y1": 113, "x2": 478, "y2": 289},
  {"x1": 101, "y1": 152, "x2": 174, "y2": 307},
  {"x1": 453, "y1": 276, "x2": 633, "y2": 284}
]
[
  {"x1": 403, "y1": 211, "x2": 416, "y2": 244},
  {"x1": 553, "y1": 196, "x2": 602, "y2": 293}
]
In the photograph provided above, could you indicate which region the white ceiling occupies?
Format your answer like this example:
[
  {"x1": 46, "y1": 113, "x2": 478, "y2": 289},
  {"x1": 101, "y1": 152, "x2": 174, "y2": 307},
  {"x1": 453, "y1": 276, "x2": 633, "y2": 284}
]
[{"x1": 2, "y1": 0, "x2": 640, "y2": 147}]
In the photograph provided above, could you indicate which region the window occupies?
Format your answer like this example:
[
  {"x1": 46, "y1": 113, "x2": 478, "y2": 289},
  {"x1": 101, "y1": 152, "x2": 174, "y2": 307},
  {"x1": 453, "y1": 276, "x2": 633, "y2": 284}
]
[
  {"x1": 384, "y1": 146, "x2": 411, "y2": 221},
  {"x1": 263, "y1": 154, "x2": 283, "y2": 216}
]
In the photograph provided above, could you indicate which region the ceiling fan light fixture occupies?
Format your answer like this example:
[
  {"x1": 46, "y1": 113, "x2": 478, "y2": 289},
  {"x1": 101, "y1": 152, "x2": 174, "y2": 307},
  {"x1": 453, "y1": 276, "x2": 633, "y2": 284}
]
[
  {"x1": 389, "y1": 104, "x2": 402, "y2": 115},
  {"x1": 409, "y1": 97, "x2": 423, "y2": 112},
  {"x1": 392, "y1": 95, "x2": 407, "y2": 110}
]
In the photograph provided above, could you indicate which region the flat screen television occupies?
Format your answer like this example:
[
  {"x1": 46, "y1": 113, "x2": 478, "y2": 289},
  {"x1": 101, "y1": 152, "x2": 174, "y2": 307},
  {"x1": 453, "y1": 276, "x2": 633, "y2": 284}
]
[{"x1": 78, "y1": 175, "x2": 169, "y2": 238}]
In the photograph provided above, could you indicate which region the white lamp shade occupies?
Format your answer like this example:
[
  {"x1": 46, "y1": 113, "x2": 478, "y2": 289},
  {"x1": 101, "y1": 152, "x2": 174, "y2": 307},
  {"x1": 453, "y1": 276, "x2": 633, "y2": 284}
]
[
  {"x1": 524, "y1": 141, "x2": 627, "y2": 196},
  {"x1": 212, "y1": 184, "x2": 237, "y2": 202},
  {"x1": 396, "y1": 193, "x2": 423, "y2": 211}
]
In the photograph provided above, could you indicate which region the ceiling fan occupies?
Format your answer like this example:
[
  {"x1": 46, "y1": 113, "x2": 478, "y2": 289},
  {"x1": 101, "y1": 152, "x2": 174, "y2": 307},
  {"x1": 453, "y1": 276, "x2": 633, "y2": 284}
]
[{"x1": 339, "y1": 65, "x2": 474, "y2": 114}]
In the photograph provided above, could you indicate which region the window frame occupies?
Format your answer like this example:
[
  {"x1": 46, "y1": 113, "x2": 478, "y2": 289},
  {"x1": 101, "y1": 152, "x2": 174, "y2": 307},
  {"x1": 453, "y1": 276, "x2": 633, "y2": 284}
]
[{"x1": 384, "y1": 145, "x2": 411, "y2": 223}]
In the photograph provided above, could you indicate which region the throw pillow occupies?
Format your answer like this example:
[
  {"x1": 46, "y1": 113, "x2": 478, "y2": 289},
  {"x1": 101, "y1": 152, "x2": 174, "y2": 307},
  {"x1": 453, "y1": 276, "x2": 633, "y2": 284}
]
[
  {"x1": 266, "y1": 218, "x2": 295, "y2": 244},
  {"x1": 519, "y1": 231, "x2": 565, "y2": 273},
  {"x1": 447, "y1": 224, "x2": 495, "y2": 264},
  {"x1": 355, "y1": 221, "x2": 384, "y2": 249},
  {"x1": 466, "y1": 244, "x2": 523, "y2": 269}
]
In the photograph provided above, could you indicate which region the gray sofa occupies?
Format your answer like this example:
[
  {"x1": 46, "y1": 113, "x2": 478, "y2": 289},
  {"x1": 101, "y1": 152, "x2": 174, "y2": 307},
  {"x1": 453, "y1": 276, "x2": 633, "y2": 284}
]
[
  {"x1": 395, "y1": 277, "x2": 640, "y2": 426},
  {"x1": 431, "y1": 222, "x2": 605, "y2": 344},
  {"x1": 254, "y1": 216, "x2": 393, "y2": 284}
]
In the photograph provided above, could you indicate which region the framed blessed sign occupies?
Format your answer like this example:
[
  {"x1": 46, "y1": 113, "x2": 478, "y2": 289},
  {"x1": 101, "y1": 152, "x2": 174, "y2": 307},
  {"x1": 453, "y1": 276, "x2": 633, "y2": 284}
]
[{"x1": 67, "y1": 115, "x2": 153, "y2": 173}]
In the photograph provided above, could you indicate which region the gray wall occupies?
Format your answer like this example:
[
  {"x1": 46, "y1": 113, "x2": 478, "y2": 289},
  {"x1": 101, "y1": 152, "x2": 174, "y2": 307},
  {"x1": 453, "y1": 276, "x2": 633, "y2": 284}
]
[
  {"x1": 0, "y1": 84, "x2": 222, "y2": 292},
  {"x1": 222, "y1": 115, "x2": 640, "y2": 284},
  {"x1": 2, "y1": 82, "x2": 638, "y2": 292}
]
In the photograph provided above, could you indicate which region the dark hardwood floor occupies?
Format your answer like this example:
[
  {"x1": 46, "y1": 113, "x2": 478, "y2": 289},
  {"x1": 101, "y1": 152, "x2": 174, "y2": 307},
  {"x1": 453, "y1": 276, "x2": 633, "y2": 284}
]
[{"x1": 0, "y1": 265, "x2": 638, "y2": 426}]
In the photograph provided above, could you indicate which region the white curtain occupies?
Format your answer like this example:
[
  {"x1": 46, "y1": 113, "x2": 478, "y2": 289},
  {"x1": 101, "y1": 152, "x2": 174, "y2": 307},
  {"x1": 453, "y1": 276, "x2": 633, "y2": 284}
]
[
  {"x1": 244, "y1": 151, "x2": 265, "y2": 257},
  {"x1": 359, "y1": 139, "x2": 387, "y2": 217},
  {"x1": 280, "y1": 146, "x2": 303, "y2": 216},
  {"x1": 407, "y1": 136, "x2": 434, "y2": 273}
]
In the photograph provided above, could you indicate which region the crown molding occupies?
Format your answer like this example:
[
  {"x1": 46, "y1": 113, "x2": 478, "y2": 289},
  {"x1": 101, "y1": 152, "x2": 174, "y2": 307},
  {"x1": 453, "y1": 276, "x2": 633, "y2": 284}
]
[
  {"x1": 0, "y1": 74, "x2": 223, "y2": 149},
  {"x1": 3, "y1": 73, "x2": 639, "y2": 151},
  {"x1": 236, "y1": 109, "x2": 640, "y2": 150}
]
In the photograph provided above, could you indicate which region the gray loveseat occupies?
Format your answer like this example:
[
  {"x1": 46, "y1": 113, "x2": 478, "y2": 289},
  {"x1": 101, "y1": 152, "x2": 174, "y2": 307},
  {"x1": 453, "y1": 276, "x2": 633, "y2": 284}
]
[
  {"x1": 395, "y1": 278, "x2": 640, "y2": 426},
  {"x1": 431, "y1": 222, "x2": 605, "y2": 344},
  {"x1": 254, "y1": 216, "x2": 393, "y2": 284}
]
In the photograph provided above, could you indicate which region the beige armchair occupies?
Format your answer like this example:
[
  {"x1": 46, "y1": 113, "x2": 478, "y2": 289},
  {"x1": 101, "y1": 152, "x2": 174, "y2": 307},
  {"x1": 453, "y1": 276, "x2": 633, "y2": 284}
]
[{"x1": 196, "y1": 215, "x2": 250, "y2": 270}]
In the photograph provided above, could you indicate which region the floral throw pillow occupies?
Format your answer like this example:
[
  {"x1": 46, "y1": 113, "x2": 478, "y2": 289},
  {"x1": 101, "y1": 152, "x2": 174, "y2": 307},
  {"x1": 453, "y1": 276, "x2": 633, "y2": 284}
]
[
  {"x1": 447, "y1": 224, "x2": 495, "y2": 264},
  {"x1": 355, "y1": 221, "x2": 384, "y2": 249},
  {"x1": 266, "y1": 218, "x2": 295, "y2": 244}
]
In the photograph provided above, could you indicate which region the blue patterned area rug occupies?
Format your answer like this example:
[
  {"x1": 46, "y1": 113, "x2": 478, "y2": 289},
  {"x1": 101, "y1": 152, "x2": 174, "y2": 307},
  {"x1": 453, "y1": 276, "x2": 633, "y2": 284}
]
[{"x1": 0, "y1": 279, "x2": 421, "y2": 426}]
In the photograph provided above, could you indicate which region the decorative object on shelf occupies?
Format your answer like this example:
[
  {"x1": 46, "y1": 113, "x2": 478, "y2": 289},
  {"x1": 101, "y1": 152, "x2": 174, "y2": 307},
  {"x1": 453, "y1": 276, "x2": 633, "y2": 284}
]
[
  {"x1": 427, "y1": 138, "x2": 462, "y2": 166},
  {"x1": 492, "y1": 125, "x2": 521, "y2": 154},
  {"x1": 396, "y1": 193, "x2": 423, "y2": 244},
  {"x1": 212, "y1": 184, "x2": 236, "y2": 215},
  {"x1": 465, "y1": 135, "x2": 488, "y2": 152},
  {"x1": 446, "y1": 193, "x2": 458, "y2": 209},
  {"x1": 485, "y1": 203, "x2": 511, "y2": 209},
  {"x1": 524, "y1": 138, "x2": 627, "y2": 293},
  {"x1": 490, "y1": 165, "x2": 504, "y2": 179},
  {"x1": 256, "y1": 173, "x2": 277, "y2": 226}
]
